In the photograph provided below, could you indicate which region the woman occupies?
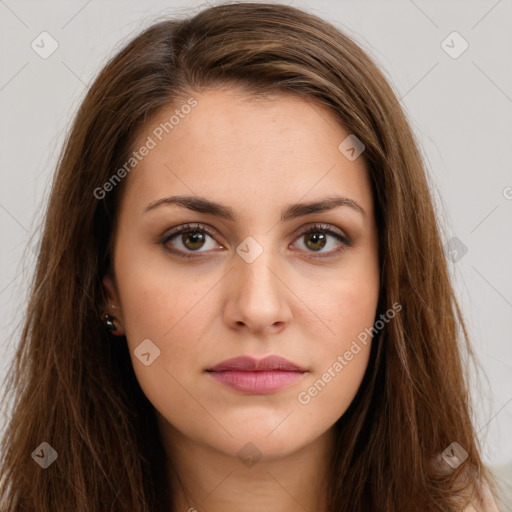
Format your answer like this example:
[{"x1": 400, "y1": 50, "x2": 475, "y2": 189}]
[{"x1": 0, "y1": 2, "x2": 502, "y2": 510}]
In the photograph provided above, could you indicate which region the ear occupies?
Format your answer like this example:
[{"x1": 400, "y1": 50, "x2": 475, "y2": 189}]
[{"x1": 102, "y1": 274, "x2": 125, "y2": 328}]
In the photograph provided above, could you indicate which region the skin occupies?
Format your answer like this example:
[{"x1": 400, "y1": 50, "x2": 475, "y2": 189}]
[{"x1": 103, "y1": 87, "x2": 380, "y2": 511}]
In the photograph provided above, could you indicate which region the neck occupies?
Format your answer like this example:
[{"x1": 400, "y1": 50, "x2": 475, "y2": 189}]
[{"x1": 159, "y1": 419, "x2": 335, "y2": 512}]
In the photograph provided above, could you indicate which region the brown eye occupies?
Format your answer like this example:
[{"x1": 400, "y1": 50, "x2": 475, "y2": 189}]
[
  {"x1": 160, "y1": 224, "x2": 221, "y2": 257},
  {"x1": 159, "y1": 222, "x2": 350, "y2": 260},
  {"x1": 293, "y1": 224, "x2": 350, "y2": 257},
  {"x1": 303, "y1": 232, "x2": 327, "y2": 252},
  {"x1": 180, "y1": 231, "x2": 207, "y2": 251}
]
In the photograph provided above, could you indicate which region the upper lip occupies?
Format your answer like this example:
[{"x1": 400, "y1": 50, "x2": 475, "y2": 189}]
[{"x1": 206, "y1": 355, "x2": 306, "y2": 372}]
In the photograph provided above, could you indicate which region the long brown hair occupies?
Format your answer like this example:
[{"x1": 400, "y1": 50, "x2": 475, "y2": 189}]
[{"x1": 0, "y1": 2, "x2": 500, "y2": 510}]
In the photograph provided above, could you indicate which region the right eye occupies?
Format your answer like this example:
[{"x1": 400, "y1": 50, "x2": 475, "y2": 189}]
[{"x1": 159, "y1": 223, "x2": 224, "y2": 258}]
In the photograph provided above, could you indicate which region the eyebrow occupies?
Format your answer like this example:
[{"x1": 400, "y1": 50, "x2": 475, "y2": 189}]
[{"x1": 143, "y1": 195, "x2": 366, "y2": 221}]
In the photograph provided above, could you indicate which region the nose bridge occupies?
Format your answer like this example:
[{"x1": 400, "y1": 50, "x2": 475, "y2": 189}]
[
  {"x1": 226, "y1": 233, "x2": 290, "y2": 330},
  {"x1": 234, "y1": 234, "x2": 280, "y2": 296}
]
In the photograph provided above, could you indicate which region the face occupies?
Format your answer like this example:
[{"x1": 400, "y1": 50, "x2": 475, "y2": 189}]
[{"x1": 103, "y1": 87, "x2": 380, "y2": 462}]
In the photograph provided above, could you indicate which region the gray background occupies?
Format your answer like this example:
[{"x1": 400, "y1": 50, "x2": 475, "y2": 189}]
[{"x1": 1, "y1": 0, "x2": 511, "y2": 504}]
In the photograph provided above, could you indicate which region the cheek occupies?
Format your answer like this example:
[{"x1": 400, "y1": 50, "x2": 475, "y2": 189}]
[
  {"x1": 296, "y1": 344, "x2": 371, "y2": 432},
  {"x1": 295, "y1": 284, "x2": 376, "y2": 423},
  {"x1": 331, "y1": 280, "x2": 379, "y2": 340},
  {"x1": 298, "y1": 259, "x2": 379, "y2": 415},
  {"x1": 115, "y1": 258, "x2": 217, "y2": 424},
  {"x1": 116, "y1": 242, "x2": 214, "y2": 343},
  {"x1": 319, "y1": 255, "x2": 380, "y2": 349},
  {"x1": 113, "y1": 246, "x2": 225, "y2": 408}
]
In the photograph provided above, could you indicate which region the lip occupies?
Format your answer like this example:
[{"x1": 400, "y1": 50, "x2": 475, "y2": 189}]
[
  {"x1": 207, "y1": 355, "x2": 306, "y2": 372},
  {"x1": 206, "y1": 355, "x2": 307, "y2": 394}
]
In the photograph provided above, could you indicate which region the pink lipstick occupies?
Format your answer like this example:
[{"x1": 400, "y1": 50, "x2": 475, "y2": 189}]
[{"x1": 206, "y1": 355, "x2": 307, "y2": 394}]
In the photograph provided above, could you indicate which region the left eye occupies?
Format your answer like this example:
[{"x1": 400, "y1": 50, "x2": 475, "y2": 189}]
[
  {"x1": 294, "y1": 225, "x2": 349, "y2": 255},
  {"x1": 159, "y1": 223, "x2": 350, "y2": 258}
]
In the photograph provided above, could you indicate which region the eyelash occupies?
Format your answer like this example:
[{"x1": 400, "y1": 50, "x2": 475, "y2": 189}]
[{"x1": 158, "y1": 223, "x2": 351, "y2": 260}]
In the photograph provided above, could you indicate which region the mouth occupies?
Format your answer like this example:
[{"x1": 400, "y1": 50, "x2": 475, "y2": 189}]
[{"x1": 205, "y1": 355, "x2": 307, "y2": 394}]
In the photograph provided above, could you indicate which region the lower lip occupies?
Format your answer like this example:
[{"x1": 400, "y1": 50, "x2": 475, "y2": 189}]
[{"x1": 206, "y1": 370, "x2": 305, "y2": 394}]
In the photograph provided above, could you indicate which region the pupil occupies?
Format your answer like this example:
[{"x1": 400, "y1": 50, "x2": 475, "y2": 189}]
[
  {"x1": 306, "y1": 232, "x2": 326, "y2": 251},
  {"x1": 184, "y1": 231, "x2": 205, "y2": 250}
]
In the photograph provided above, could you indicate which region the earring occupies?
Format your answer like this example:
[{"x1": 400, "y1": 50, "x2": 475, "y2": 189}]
[{"x1": 103, "y1": 313, "x2": 123, "y2": 336}]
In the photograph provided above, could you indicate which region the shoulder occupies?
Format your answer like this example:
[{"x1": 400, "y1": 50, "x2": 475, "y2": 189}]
[
  {"x1": 430, "y1": 454, "x2": 500, "y2": 511},
  {"x1": 461, "y1": 478, "x2": 500, "y2": 512}
]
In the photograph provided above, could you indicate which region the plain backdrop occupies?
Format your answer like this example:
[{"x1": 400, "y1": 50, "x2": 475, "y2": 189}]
[{"x1": 1, "y1": 0, "x2": 511, "y2": 501}]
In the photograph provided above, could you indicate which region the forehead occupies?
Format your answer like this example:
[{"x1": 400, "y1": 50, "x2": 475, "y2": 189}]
[{"x1": 119, "y1": 87, "x2": 372, "y2": 219}]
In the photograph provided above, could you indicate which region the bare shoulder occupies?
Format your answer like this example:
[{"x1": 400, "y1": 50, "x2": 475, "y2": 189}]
[
  {"x1": 461, "y1": 479, "x2": 500, "y2": 512},
  {"x1": 431, "y1": 454, "x2": 502, "y2": 511}
]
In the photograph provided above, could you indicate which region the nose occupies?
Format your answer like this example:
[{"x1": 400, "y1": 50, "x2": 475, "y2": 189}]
[{"x1": 223, "y1": 242, "x2": 292, "y2": 336}]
